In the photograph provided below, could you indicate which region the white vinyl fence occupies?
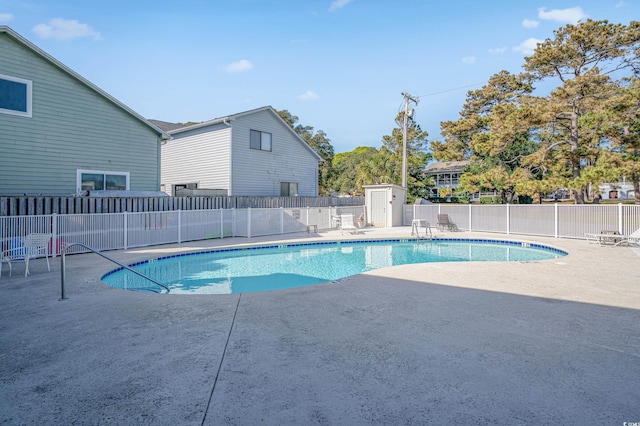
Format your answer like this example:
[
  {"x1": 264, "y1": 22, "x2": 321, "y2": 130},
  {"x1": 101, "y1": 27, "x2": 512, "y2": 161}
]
[
  {"x1": 0, "y1": 206, "x2": 365, "y2": 255},
  {"x1": 2, "y1": 204, "x2": 638, "y2": 257},
  {"x1": 406, "y1": 203, "x2": 640, "y2": 239}
]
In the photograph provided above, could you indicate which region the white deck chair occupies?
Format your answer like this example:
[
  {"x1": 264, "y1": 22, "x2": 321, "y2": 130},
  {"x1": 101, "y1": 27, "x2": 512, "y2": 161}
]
[
  {"x1": 0, "y1": 247, "x2": 12, "y2": 278},
  {"x1": 339, "y1": 214, "x2": 359, "y2": 234},
  {"x1": 618, "y1": 228, "x2": 640, "y2": 246},
  {"x1": 585, "y1": 228, "x2": 640, "y2": 246},
  {"x1": 5, "y1": 233, "x2": 52, "y2": 277},
  {"x1": 585, "y1": 231, "x2": 623, "y2": 245}
]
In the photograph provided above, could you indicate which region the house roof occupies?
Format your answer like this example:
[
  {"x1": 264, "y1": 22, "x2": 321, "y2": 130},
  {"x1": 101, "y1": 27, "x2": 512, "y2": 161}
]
[
  {"x1": 0, "y1": 26, "x2": 170, "y2": 140},
  {"x1": 148, "y1": 119, "x2": 187, "y2": 133},
  {"x1": 168, "y1": 106, "x2": 324, "y2": 162},
  {"x1": 423, "y1": 160, "x2": 471, "y2": 175}
]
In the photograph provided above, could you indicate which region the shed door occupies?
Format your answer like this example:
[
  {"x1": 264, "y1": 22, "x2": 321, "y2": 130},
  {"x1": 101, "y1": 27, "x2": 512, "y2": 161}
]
[{"x1": 371, "y1": 191, "x2": 387, "y2": 227}]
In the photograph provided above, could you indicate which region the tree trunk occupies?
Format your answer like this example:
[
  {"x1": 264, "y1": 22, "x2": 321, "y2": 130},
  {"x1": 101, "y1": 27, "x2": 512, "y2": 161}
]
[{"x1": 570, "y1": 105, "x2": 585, "y2": 204}]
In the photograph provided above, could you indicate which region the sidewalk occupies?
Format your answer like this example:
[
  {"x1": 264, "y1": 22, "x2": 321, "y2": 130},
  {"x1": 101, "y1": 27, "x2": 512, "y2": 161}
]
[{"x1": 1, "y1": 228, "x2": 639, "y2": 425}]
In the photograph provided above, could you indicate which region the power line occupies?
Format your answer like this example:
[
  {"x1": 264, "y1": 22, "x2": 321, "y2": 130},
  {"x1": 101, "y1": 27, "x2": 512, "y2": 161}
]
[{"x1": 418, "y1": 81, "x2": 486, "y2": 98}]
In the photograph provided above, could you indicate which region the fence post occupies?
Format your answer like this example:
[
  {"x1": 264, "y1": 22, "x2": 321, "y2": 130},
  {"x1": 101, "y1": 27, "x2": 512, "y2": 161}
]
[
  {"x1": 51, "y1": 213, "x2": 58, "y2": 258},
  {"x1": 280, "y1": 207, "x2": 284, "y2": 234},
  {"x1": 412, "y1": 203, "x2": 416, "y2": 221},
  {"x1": 247, "y1": 207, "x2": 251, "y2": 238},
  {"x1": 123, "y1": 211, "x2": 128, "y2": 249},
  {"x1": 306, "y1": 206, "x2": 310, "y2": 226},
  {"x1": 177, "y1": 209, "x2": 182, "y2": 244},
  {"x1": 554, "y1": 203, "x2": 558, "y2": 238},
  {"x1": 468, "y1": 204, "x2": 472, "y2": 232},
  {"x1": 506, "y1": 203, "x2": 510, "y2": 235},
  {"x1": 220, "y1": 208, "x2": 224, "y2": 239},
  {"x1": 232, "y1": 208, "x2": 236, "y2": 237},
  {"x1": 618, "y1": 203, "x2": 623, "y2": 234}
]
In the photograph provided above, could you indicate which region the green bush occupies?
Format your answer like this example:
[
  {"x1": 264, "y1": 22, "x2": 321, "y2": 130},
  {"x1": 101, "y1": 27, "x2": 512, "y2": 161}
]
[
  {"x1": 479, "y1": 196, "x2": 502, "y2": 204},
  {"x1": 428, "y1": 196, "x2": 470, "y2": 204},
  {"x1": 452, "y1": 196, "x2": 470, "y2": 204}
]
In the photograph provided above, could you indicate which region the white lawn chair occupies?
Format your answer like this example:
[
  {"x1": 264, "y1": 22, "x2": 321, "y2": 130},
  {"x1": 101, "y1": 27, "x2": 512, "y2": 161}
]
[
  {"x1": 1, "y1": 233, "x2": 52, "y2": 277},
  {"x1": 339, "y1": 214, "x2": 359, "y2": 234},
  {"x1": 618, "y1": 228, "x2": 640, "y2": 246},
  {"x1": 585, "y1": 228, "x2": 640, "y2": 247},
  {"x1": 585, "y1": 231, "x2": 623, "y2": 245},
  {"x1": 0, "y1": 246, "x2": 12, "y2": 278},
  {"x1": 24, "y1": 233, "x2": 52, "y2": 276}
]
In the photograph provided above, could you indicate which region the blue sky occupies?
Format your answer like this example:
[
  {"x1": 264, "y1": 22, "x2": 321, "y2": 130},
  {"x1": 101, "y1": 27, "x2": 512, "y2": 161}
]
[{"x1": 1, "y1": 0, "x2": 637, "y2": 154}]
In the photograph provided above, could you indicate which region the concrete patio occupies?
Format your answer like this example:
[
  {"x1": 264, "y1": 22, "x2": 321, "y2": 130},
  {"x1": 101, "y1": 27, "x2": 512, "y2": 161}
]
[{"x1": 1, "y1": 227, "x2": 639, "y2": 425}]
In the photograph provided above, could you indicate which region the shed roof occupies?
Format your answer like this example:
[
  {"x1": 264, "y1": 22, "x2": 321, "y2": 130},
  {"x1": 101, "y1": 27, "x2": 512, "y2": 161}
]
[{"x1": 0, "y1": 26, "x2": 170, "y2": 140}]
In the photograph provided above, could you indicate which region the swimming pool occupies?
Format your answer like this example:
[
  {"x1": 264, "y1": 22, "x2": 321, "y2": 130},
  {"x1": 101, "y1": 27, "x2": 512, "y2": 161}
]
[{"x1": 101, "y1": 238, "x2": 566, "y2": 294}]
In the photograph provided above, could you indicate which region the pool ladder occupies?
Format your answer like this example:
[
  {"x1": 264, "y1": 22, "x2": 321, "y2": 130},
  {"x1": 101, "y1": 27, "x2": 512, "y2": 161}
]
[
  {"x1": 411, "y1": 220, "x2": 433, "y2": 241},
  {"x1": 59, "y1": 242, "x2": 170, "y2": 300}
]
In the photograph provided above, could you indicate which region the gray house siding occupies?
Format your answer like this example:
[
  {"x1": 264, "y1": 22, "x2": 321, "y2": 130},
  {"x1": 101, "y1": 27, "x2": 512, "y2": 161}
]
[
  {"x1": 0, "y1": 28, "x2": 164, "y2": 196},
  {"x1": 231, "y1": 109, "x2": 319, "y2": 196},
  {"x1": 161, "y1": 107, "x2": 321, "y2": 197},
  {"x1": 161, "y1": 124, "x2": 231, "y2": 195}
]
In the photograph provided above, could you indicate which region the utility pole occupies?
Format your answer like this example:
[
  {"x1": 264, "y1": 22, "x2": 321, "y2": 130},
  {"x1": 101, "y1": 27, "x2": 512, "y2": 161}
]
[{"x1": 401, "y1": 91, "x2": 419, "y2": 188}]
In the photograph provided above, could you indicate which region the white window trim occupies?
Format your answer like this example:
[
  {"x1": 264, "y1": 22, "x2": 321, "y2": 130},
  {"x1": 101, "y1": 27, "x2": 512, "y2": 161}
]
[
  {"x1": 76, "y1": 169, "x2": 130, "y2": 195},
  {"x1": 281, "y1": 181, "x2": 299, "y2": 196},
  {"x1": 250, "y1": 129, "x2": 272, "y2": 152},
  {"x1": 0, "y1": 73, "x2": 32, "y2": 118}
]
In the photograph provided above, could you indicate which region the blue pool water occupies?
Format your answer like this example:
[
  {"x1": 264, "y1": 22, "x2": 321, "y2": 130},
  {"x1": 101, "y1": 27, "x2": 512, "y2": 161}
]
[{"x1": 101, "y1": 238, "x2": 566, "y2": 295}]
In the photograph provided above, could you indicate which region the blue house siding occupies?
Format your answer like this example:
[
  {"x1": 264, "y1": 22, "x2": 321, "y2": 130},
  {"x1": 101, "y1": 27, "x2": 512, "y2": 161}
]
[{"x1": 0, "y1": 27, "x2": 166, "y2": 196}]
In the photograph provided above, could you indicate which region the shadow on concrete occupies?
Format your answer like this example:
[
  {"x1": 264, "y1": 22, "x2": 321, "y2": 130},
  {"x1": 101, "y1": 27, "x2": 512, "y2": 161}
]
[{"x1": 1, "y1": 265, "x2": 639, "y2": 425}]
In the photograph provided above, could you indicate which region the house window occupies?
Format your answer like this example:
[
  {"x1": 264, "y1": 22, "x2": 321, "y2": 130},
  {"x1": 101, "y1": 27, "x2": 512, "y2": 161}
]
[
  {"x1": 0, "y1": 73, "x2": 32, "y2": 117},
  {"x1": 281, "y1": 182, "x2": 298, "y2": 196},
  {"x1": 77, "y1": 169, "x2": 129, "y2": 193},
  {"x1": 250, "y1": 129, "x2": 272, "y2": 151}
]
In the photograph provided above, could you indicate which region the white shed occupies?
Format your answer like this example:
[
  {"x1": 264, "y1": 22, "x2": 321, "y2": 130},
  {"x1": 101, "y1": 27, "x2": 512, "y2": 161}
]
[{"x1": 363, "y1": 184, "x2": 406, "y2": 227}]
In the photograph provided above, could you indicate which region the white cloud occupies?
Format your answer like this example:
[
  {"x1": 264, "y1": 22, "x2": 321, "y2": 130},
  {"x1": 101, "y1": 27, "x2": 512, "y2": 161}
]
[
  {"x1": 522, "y1": 19, "x2": 539, "y2": 28},
  {"x1": 461, "y1": 56, "x2": 476, "y2": 64},
  {"x1": 537, "y1": 7, "x2": 587, "y2": 24},
  {"x1": 298, "y1": 90, "x2": 319, "y2": 101},
  {"x1": 223, "y1": 59, "x2": 253, "y2": 73},
  {"x1": 488, "y1": 46, "x2": 507, "y2": 54},
  {"x1": 32, "y1": 18, "x2": 102, "y2": 41},
  {"x1": 329, "y1": 0, "x2": 353, "y2": 12},
  {"x1": 513, "y1": 37, "x2": 544, "y2": 55},
  {"x1": 0, "y1": 13, "x2": 14, "y2": 23},
  {"x1": 616, "y1": 1, "x2": 629, "y2": 7}
]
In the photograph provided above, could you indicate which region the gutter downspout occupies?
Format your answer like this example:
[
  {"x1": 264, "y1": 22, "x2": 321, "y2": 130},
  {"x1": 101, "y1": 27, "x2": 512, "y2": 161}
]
[
  {"x1": 158, "y1": 134, "x2": 171, "y2": 192},
  {"x1": 223, "y1": 118, "x2": 233, "y2": 195}
]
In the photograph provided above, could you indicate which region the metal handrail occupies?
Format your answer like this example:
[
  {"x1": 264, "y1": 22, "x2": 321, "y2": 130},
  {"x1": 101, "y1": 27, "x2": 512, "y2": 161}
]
[
  {"x1": 59, "y1": 242, "x2": 170, "y2": 300},
  {"x1": 411, "y1": 220, "x2": 432, "y2": 240}
]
